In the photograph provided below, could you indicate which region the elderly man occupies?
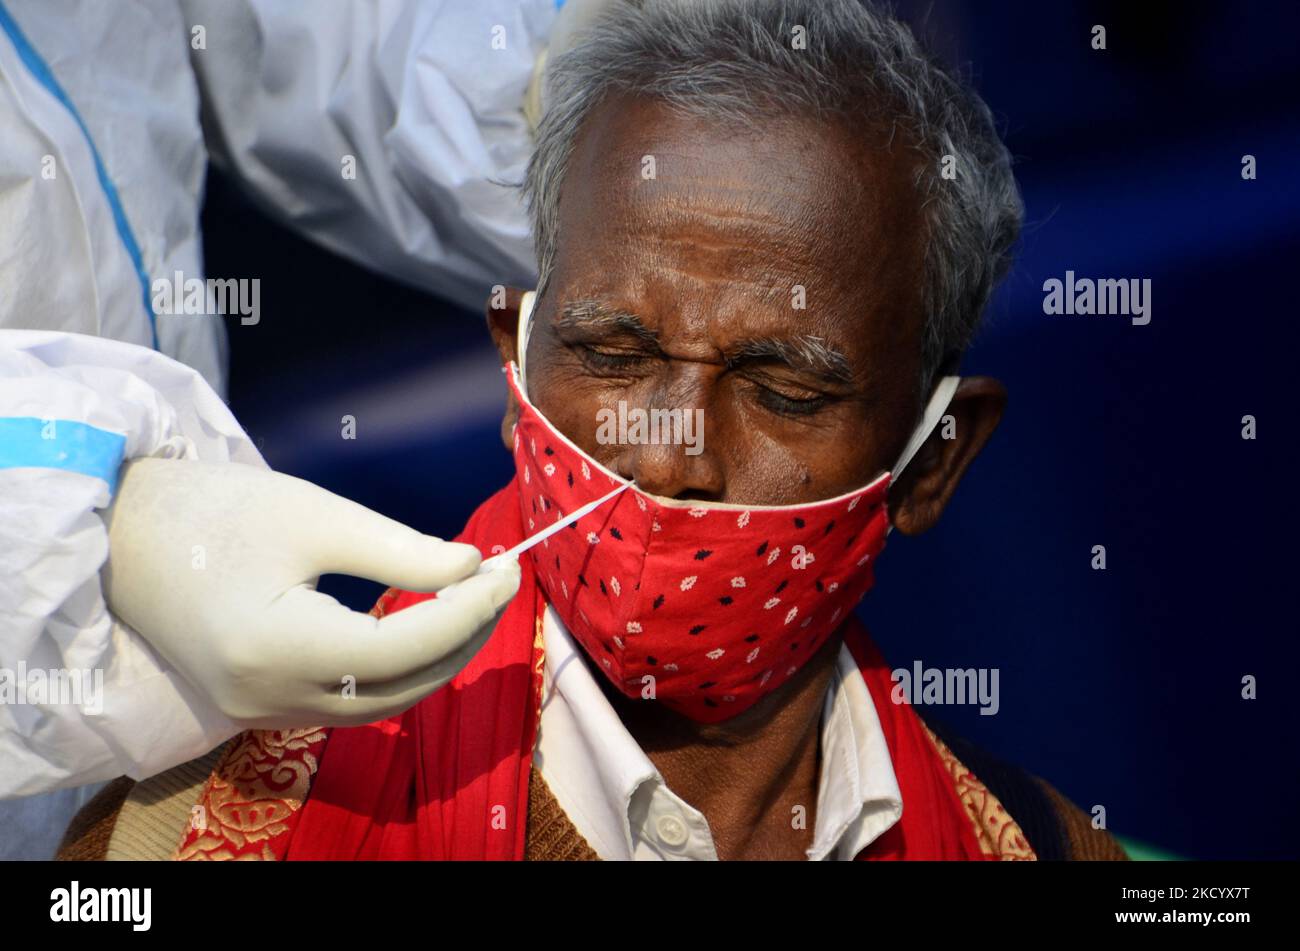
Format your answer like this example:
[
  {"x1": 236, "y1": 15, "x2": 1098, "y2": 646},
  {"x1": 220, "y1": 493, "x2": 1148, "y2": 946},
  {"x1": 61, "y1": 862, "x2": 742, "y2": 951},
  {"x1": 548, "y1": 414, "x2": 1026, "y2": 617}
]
[{"x1": 61, "y1": 0, "x2": 1125, "y2": 861}]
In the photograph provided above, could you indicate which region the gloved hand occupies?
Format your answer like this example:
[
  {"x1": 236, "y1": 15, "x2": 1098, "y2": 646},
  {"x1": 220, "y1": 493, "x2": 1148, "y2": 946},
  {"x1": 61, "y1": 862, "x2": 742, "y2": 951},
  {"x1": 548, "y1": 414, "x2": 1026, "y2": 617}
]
[{"x1": 101, "y1": 457, "x2": 520, "y2": 728}]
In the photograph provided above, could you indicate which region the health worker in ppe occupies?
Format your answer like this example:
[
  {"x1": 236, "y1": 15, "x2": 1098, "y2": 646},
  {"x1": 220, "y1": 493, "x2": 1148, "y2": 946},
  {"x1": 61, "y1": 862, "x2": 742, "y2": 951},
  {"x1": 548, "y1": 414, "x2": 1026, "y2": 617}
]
[{"x1": 0, "y1": 0, "x2": 608, "y2": 857}]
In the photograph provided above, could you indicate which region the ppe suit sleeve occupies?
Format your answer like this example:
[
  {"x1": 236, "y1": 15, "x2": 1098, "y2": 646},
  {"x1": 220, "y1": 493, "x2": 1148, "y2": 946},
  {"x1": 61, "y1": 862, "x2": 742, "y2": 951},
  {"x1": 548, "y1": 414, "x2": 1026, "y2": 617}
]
[
  {"x1": 0, "y1": 330, "x2": 258, "y2": 797},
  {"x1": 179, "y1": 0, "x2": 556, "y2": 312}
]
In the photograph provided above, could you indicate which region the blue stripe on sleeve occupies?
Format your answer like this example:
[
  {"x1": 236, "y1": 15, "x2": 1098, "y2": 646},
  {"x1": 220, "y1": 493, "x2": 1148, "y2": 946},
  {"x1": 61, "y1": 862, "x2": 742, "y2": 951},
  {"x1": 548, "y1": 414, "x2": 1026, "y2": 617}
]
[
  {"x1": 0, "y1": 417, "x2": 127, "y2": 493},
  {"x1": 0, "y1": 1, "x2": 158, "y2": 349}
]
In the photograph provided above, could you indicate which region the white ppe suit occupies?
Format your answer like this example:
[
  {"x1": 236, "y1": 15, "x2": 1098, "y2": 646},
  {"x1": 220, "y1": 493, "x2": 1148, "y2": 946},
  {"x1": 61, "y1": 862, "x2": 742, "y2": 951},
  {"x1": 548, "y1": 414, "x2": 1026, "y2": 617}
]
[{"x1": 0, "y1": 0, "x2": 588, "y2": 855}]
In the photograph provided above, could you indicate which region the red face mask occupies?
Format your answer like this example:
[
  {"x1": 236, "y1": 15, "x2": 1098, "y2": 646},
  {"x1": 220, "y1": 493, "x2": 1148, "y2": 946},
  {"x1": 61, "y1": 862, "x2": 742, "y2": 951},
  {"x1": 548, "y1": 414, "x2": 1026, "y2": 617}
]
[{"x1": 505, "y1": 292, "x2": 957, "y2": 723}]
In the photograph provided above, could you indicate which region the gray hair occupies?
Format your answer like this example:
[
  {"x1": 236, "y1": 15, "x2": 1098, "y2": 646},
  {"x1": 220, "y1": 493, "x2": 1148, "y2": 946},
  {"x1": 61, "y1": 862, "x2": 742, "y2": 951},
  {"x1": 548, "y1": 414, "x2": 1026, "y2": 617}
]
[{"x1": 525, "y1": 0, "x2": 1023, "y2": 396}]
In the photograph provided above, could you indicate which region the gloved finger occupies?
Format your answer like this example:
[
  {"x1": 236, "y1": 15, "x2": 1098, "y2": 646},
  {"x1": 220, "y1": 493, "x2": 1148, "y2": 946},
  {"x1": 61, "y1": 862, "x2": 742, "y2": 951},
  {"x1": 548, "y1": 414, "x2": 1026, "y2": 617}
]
[
  {"x1": 304, "y1": 619, "x2": 501, "y2": 726},
  {"x1": 265, "y1": 564, "x2": 521, "y2": 685},
  {"x1": 291, "y1": 482, "x2": 484, "y2": 590}
]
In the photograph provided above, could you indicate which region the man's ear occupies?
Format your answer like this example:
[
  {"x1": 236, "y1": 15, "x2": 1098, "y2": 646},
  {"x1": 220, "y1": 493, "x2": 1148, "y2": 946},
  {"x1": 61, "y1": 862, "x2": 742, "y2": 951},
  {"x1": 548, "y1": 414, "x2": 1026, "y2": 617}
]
[
  {"x1": 486, "y1": 286, "x2": 530, "y2": 452},
  {"x1": 887, "y1": 377, "x2": 1006, "y2": 536}
]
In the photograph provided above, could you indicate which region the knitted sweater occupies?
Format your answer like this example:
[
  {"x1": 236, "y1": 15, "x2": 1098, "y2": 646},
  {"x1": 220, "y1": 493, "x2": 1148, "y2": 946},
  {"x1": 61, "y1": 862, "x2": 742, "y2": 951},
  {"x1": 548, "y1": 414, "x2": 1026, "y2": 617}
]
[{"x1": 57, "y1": 713, "x2": 1125, "y2": 861}]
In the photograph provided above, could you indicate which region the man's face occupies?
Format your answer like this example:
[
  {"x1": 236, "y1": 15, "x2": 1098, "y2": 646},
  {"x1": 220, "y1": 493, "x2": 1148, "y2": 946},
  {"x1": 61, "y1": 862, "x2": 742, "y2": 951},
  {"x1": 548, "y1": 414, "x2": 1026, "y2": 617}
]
[{"x1": 494, "y1": 95, "x2": 996, "y2": 519}]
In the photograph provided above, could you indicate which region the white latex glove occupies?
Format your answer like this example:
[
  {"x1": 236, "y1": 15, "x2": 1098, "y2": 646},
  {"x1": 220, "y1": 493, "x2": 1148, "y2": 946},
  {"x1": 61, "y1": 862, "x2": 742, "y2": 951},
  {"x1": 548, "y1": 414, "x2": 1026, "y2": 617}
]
[{"x1": 102, "y1": 457, "x2": 521, "y2": 728}]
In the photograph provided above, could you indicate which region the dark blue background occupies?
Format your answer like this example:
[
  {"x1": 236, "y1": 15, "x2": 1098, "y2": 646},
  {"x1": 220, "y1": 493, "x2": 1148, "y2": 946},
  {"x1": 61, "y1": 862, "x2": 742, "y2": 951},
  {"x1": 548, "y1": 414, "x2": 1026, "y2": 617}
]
[{"x1": 203, "y1": 1, "x2": 1299, "y2": 860}]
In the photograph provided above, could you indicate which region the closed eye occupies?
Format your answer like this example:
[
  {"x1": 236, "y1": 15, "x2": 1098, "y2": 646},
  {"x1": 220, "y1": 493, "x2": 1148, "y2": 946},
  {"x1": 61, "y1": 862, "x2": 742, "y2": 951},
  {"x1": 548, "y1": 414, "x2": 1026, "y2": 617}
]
[
  {"x1": 754, "y1": 385, "x2": 829, "y2": 417},
  {"x1": 732, "y1": 370, "x2": 834, "y2": 417},
  {"x1": 573, "y1": 343, "x2": 649, "y2": 371}
]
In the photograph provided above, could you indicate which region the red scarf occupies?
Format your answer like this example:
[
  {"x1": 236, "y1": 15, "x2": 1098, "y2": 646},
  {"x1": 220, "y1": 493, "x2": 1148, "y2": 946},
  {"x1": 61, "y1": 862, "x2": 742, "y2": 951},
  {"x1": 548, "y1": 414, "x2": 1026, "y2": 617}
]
[{"x1": 273, "y1": 478, "x2": 988, "y2": 860}]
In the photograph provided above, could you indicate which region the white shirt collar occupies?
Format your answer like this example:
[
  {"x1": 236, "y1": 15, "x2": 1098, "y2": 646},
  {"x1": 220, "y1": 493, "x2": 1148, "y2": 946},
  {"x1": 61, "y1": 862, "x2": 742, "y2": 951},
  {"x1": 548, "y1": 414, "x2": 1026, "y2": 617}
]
[{"x1": 533, "y1": 603, "x2": 902, "y2": 860}]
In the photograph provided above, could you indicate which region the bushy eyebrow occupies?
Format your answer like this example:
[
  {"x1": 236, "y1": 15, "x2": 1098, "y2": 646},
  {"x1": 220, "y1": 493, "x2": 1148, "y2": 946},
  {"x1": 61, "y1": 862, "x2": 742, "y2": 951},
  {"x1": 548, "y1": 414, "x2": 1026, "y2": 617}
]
[
  {"x1": 556, "y1": 299, "x2": 659, "y2": 344},
  {"x1": 727, "y1": 336, "x2": 854, "y2": 385},
  {"x1": 556, "y1": 298, "x2": 853, "y2": 385}
]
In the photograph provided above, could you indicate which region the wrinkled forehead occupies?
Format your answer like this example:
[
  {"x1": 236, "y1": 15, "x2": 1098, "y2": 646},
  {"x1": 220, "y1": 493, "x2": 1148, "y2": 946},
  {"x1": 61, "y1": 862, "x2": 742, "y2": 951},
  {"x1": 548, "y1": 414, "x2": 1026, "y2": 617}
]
[{"x1": 543, "y1": 93, "x2": 929, "y2": 372}]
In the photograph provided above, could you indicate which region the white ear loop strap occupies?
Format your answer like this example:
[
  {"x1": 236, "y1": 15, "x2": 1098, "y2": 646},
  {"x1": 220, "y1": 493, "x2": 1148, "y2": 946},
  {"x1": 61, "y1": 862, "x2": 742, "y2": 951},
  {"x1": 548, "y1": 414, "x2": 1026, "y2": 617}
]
[
  {"x1": 883, "y1": 374, "x2": 959, "y2": 538},
  {"x1": 517, "y1": 290, "x2": 537, "y2": 393},
  {"x1": 891, "y1": 375, "x2": 960, "y2": 480}
]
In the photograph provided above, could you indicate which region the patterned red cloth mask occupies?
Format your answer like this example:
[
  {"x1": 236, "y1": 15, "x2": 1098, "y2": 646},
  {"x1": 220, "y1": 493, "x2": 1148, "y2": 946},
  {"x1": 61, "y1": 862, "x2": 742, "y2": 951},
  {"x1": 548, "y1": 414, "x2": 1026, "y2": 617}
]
[{"x1": 504, "y1": 292, "x2": 957, "y2": 722}]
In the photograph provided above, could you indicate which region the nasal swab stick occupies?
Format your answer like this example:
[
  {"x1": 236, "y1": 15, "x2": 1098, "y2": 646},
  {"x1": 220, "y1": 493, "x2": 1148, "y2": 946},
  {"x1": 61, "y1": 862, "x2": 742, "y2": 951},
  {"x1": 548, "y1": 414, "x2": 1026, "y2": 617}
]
[{"x1": 476, "y1": 481, "x2": 632, "y2": 574}]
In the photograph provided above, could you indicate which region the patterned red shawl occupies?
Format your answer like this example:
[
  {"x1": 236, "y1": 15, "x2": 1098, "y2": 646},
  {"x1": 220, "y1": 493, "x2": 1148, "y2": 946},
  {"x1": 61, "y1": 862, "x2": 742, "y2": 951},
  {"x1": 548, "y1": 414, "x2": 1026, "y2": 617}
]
[{"x1": 177, "y1": 477, "x2": 995, "y2": 860}]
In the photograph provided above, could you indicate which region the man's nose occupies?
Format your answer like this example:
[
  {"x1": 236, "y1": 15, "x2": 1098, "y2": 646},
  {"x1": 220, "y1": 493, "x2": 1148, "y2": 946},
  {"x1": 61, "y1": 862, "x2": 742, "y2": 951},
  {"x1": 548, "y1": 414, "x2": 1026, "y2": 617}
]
[
  {"x1": 613, "y1": 436, "x2": 724, "y2": 501},
  {"x1": 608, "y1": 394, "x2": 723, "y2": 501}
]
